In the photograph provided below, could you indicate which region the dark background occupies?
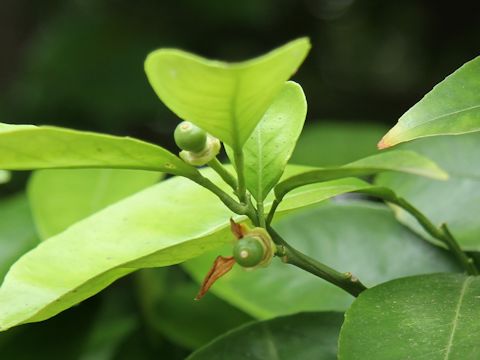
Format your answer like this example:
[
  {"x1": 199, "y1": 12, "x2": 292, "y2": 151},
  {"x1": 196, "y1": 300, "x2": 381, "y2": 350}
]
[{"x1": 1, "y1": 0, "x2": 479, "y2": 143}]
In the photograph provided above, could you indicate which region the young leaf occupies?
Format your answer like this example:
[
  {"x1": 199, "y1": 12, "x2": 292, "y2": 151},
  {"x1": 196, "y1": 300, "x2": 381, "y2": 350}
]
[
  {"x1": 0, "y1": 170, "x2": 10, "y2": 184},
  {"x1": 379, "y1": 56, "x2": 480, "y2": 148},
  {"x1": 242, "y1": 81, "x2": 307, "y2": 201},
  {"x1": 275, "y1": 150, "x2": 448, "y2": 200},
  {"x1": 28, "y1": 169, "x2": 162, "y2": 240},
  {"x1": 0, "y1": 194, "x2": 39, "y2": 282},
  {"x1": 338, "y1": 274, "x2": 480, "y2": 359},
  {"x1": 183, "y1": 201, "x2": 458, "y2": 318},
  {"x1": 188, "y1": 312, "x2": 343, "y2": 360},
  {"x1": 144, "y1": 38, "x2": 311, "y2": 150},
  {"x1": 0, "y1": 124, "x2": 197, "y2": 177},
  {"x1": 376, "y1": 132, "x2": 480, "y2": 251}
]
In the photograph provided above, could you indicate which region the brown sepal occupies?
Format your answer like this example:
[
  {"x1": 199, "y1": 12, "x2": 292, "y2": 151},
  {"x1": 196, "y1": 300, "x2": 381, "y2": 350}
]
[
  {"x1": 194, "y1": 256, "x2": 236, "y2": 300},
  {"x1": 230, "y1": 218, "x2": 249, "y2": 239}
]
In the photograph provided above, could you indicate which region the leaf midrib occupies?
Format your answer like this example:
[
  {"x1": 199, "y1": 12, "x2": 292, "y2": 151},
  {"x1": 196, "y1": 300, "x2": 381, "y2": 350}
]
[
  {"x1": 443, "y1": 276, "x2": 473, "y2": 359},
  {"x1": 256, "y1": 122, "x2": 264, "y2": 201},
  {"x1": 261, "y1": 323, "x2": 280, "y2": 360},
  {"x1": 229, "y1": 71, "x2": 241, "y2": 151},
  {"x1": 402, "y1": 104, "x2": 480, "y2": 131}
]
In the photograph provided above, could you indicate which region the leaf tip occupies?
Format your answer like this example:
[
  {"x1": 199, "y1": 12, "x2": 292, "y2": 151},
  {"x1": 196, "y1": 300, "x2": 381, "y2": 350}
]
[
  {"x1": 377, "y1": 137, "x2": 391, "y2": 150},
  {"x1": 437, "y1": 170, "x2": 450, "y2": 181}
]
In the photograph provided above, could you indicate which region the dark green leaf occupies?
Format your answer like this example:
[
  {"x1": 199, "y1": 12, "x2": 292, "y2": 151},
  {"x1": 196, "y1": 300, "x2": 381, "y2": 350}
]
[
  {"x1": 338, "y1": 274, "x2": 480, "y2": 359},
  {"x1": 188, "y1": 312, "x2": 343, "y2": 360}
]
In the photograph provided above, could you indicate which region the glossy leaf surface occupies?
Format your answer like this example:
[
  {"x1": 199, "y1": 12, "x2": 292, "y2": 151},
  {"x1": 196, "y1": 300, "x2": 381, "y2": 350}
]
[
  {"x1": 28, "y1": 168, "x2": 162, "y2": 239},
  {"x1": 145, "y1": 38, "x2": 310, "y2": 150},
  {"x1": 379, "y1": 56, "x2": 480, "y2": 148},
  {"x1": 0, "y1": 124, "x2": 196, "y2": 176},
  {"x1": 338, "y1": 274, "x2": 480, "y2": 359},
  {"x1": 275, "y1": 150, "x2": 447, "y2": 199},
  {"x1": 188, "y1": 312, "x2": 343, "y2": 360},
  {"x1": 184, "y1": 201, "x2": 458, "y2": 318},
  {"x1": 0, "y1": 194, "x2": 38, "y2": 282},
  {"x1": 242, "y1": 81, "x2": 306, "y2": 201},
  {"x1": 376, "y1": 133, "x2": 480, "y2": 250}
]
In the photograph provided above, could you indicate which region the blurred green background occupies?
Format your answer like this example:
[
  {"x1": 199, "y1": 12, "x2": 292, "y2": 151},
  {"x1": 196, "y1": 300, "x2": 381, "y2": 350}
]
[{"x1": 0, "y1": 0, "x2": 479, "y2": 358}]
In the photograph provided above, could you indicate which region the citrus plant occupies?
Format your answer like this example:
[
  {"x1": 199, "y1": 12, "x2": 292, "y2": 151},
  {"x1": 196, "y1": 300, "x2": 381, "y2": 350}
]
[{"x1": 0, "y1": 37, "x2": 479, "y2": 359}]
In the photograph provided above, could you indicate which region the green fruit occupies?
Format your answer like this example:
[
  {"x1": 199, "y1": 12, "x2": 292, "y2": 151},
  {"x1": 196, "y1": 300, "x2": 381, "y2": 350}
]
[
  {"x1": 233, "y1": 236, "x2": 265, "y2": 268},
  {"x1": 174, "y1": 121, "x2": 207, "y2": 153}
]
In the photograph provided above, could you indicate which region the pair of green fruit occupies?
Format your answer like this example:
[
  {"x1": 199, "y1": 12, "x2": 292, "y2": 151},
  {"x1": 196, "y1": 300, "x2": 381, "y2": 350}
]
[{"x1": 174, "y1": 121, "x2": 267, "y2": 269}]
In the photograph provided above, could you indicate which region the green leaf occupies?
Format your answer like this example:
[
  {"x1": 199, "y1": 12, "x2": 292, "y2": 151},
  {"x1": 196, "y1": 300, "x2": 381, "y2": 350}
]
[
  {"x1": 379, "y1": 56, "x2": 480, "y2": 148},
  {"x1": 136, "y1": 268, "x2": 252, "y2": 350},
  {"x1": 0, "y1": 124, "x2": 197, "y2": 177},
  {"x1": 275, "y1": 150, "x2": 448, "y2": 200},
  {"x1": 145, "y1": 38, "x2": 310, "y2": 150},
  {"x1": 28, "y1": 169, "x2": 162, "y2": 240},
  {"x1": 0, "y1": 163, "x2": 437, "y2": 331},
  {"x1": 375, "y1": 133, "x2": 480, "y2": 251},
  {"x1": 290, "y1": 121, "x2": 388, "y2": 167},
  {"x1": 0, "y1": 170, "x2": 230, "y2": 331},
  {"x1": 338, "y1": 274, "x2": 480, "y2": 359},
  {"x1": 183, "y1": 201, "x2": 458, "y2": 318},
  {"x1": 188, "y1": 312, "x2": 342, "y2": 360},
  {"x1": 242, "y1": 81, "x2": 307, "y2": 201},
  {"x1": 0, "y1": 170, "x2": 10, "y2": 184},
  {"x1": 0, "y1": 194, "x2": 39, "y2": 282}
]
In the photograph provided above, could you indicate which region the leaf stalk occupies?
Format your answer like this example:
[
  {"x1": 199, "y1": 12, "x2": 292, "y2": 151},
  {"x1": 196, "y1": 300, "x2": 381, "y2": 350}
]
[{"x1": 267, "y1": 225, "x2": 367, "y2": 297}]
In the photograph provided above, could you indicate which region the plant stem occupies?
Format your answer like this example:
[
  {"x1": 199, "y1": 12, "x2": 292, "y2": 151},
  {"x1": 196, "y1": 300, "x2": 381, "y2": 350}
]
[
  {"x1": 207, "y1": 157, "x2": 238, "y2": 190},
  {"x1": 266, "y1": 199, "x2": 280, "y2": 225},
  {"x1": 233, "y1": 150, "x2": 247, "y2": 204},
  {"x1": 441, "y1": 224, "x2": 479, "y2": 275},
  {"x1": 190, "y1": 174, "x2": 255, "y2": 221},
  {"x1": 257, "y1": 201, "x2": 266, "y2": 228},
  {"x1": 388, "y1": 197, "x2": 478, "y2": 275},
  {"x1": 267, "y1": 225, "x2": 367, "y2": 297}
]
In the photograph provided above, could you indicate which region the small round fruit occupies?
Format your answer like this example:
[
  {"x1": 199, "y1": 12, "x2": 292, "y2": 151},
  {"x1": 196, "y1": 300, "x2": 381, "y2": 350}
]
[
  {"x1": 233, "y1": 236, "x2": 265, "y2": 268},
  {"x1": 174, "y1": 121, "x2": 207, "y2": 153}
]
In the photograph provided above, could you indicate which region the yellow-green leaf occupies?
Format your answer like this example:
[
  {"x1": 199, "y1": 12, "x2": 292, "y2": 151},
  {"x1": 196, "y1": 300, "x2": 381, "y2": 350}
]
[
  {"x1": 0, "y1": 124, "x2": 197, "y2": 177},
  {"x1": 145, "y1": 38, "x2": 310, "y2": 150},
  {"x1": 379, "y1": 56, "x2": 480, "y2": 148}
]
